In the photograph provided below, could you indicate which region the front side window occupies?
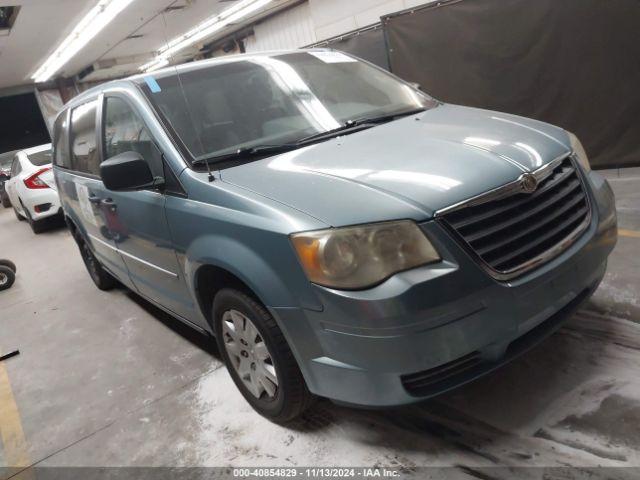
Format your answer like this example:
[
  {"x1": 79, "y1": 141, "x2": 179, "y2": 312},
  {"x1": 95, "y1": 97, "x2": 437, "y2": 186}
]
[
  {"x1": 70, "y1": 100, "x2": 99, "y2": 176},
  {"x1": 140, "y1": 52, "x2": 437, "y2": 163},
  {"x1": 103, "y1": 96, "x2": 163, "y2": 178}
]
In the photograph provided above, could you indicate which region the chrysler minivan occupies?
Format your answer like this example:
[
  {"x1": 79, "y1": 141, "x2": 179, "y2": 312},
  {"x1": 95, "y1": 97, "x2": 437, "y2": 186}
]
[{"x1": 53, "y1": 50, "x2": 617, "y2": 422}]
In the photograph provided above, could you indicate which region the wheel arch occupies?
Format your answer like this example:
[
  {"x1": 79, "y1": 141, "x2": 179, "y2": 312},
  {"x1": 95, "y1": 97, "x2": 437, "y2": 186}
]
[{"x1": 193, "y1": 264, "x2": 263, "y2": 330}]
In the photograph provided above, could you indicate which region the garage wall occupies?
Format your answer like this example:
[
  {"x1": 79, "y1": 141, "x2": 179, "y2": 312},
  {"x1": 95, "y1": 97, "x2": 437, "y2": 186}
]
[
  {"x1": 308, "y1": 0, "x2": 432, "y2": 41},
  {"x1": 244, "y1": 2, "x2": 316, "y2": 52},
  {"x1": 384, "y1": 0, "x2": 640, "y2": 169},
  {"x1": 244, "y1": 0, "x2": 435, "y2": 52}
]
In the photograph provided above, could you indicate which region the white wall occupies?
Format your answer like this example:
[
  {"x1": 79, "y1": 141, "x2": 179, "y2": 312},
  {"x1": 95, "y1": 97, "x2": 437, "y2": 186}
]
[
  {"x1": 245, "y1": 2, "x2": 317, "y2": 53},
  {"x1": 244, "y1": 0, "x2": 435, "y2": 52}
]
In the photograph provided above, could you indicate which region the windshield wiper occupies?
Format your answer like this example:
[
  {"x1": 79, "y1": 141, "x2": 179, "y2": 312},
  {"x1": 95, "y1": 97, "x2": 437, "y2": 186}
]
[
  {"x1": 193, "y1": 144, "x2": 300, "y2": 166},
  {"x1": 349, "y1": 107, "x2": 427, "y2": 126},
  {"x1": 294, "y1": 107, "x2": 427, "y2": 145},
  {"x1": 193, "y1": 107, "x2": 428, "y2": 166},
  {"x1": 294, "y1": 122, "x2": 378, "y2": 144}
]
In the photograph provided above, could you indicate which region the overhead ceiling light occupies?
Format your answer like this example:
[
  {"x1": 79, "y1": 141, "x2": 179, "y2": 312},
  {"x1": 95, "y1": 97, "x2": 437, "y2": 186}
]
[
  {"x1": 140, "y1": 0, "x2": 274, "y2": 73},
  {"x1": 31, "y1": 0, "x2": 136, "y2": 83}
]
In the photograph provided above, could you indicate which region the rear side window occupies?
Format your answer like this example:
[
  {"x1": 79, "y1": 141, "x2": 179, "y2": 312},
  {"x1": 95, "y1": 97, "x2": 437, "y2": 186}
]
[
  {"x1": 27, "y1": 149, "x2": 53, "y2": 166},
  {"x1": 53, "y1": 112, "x2": 70, "y2": 168},
  {"x1": 70, "y1": 100, "x2": 99, "y2": 176}
]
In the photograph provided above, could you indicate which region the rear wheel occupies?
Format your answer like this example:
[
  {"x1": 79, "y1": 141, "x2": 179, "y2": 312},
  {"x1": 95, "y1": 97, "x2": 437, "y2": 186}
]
[
  {"x1": 22, "y1": 203, "x2": 45, "y2": 234},
  {"x1": 1, "y1": 195, "x2": 10, "y2": 208},
  {"x1": 0, "y1": 266, "x2": 15, "y2": 291},
  {"x1": 13, "y1": 205, "x2": 24, "y2": 221},
  {"x1": 78, "y1": 239, "x2": 117, "y2": 291},
  {"x1": 213, "y1": 288, "x2": 313, "y2": 423}
]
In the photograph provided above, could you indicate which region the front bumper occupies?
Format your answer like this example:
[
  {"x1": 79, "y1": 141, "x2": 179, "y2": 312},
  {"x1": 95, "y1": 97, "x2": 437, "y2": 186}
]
[{"x1": 272, "y1": 171, "x2": 618, "y2": 407}]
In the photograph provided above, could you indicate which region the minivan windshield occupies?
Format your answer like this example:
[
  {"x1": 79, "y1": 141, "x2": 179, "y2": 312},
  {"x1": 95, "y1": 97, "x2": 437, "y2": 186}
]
[{"x1": 139, "y1": 51, "x2": 437, "y2": 164}]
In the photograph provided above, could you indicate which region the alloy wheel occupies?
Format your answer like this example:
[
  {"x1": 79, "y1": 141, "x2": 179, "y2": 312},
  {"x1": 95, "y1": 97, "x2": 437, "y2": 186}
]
[{"x1": 221, "y1": 309, "x2": 279, "y2": 399}]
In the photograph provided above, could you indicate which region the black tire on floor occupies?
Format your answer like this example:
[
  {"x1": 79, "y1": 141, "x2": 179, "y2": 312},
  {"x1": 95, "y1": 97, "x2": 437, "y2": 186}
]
[
  {"x1": 78, "y1": 239, "x2": 117, "y2": 291},
  {"x1": 213, "y1": 288, "x2": 314, "y2": 423},
  {"x1": 0, "y1": 259, "x2": 16, "y2": 273},
  {"x1": 1, "y1": 196, "x2": 10, "y2": 208},
  {"x1": 0, "y1": 266, "x2": 15, "y2": 291}
]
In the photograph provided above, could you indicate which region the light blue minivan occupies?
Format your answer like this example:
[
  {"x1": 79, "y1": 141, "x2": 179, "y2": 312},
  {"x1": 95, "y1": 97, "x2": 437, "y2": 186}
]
[{"x1": 52, "y1": 50, "x2": 617, "y2": 422}]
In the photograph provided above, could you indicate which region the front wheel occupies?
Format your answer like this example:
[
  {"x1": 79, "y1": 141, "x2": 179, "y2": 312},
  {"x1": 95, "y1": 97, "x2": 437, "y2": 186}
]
[{"x1": 213, "y1": 289, "x2": 313, "y2": 423}]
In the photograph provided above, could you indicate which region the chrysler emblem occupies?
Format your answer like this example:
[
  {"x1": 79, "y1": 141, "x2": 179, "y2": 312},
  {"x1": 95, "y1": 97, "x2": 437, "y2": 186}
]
[{"x1": 520, "y1": 173, "x2": 538, "y2": 193}]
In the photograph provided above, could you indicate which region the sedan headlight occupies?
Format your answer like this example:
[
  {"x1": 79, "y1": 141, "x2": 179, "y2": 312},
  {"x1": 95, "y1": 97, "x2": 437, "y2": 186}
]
[
  {"x1": 291, "y1": 220, "x2": 440, "y2": 290},
  {"x1": 568, "y1": 132, "x2": 591, "y2": 173}
]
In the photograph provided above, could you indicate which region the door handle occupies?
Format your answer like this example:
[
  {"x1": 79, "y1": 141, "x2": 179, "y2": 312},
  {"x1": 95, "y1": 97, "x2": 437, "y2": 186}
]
[
  {"x1": 102, "y1": 198, "x2": 117, "y2": 212},
  {"x1": 88, "y1": 194, "x2": 102, "y2": 205}
]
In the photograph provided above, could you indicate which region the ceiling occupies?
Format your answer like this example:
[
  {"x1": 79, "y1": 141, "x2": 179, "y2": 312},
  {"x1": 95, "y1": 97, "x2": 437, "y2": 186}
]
[{"x1": 0, "y1": 0, "x2": 294, "y2": 90}]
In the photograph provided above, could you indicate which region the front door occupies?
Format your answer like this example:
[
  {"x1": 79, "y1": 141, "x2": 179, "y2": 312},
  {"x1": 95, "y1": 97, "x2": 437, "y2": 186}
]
[{"x1": 99, "y1": 94, "x2": 196, "y2": 321}]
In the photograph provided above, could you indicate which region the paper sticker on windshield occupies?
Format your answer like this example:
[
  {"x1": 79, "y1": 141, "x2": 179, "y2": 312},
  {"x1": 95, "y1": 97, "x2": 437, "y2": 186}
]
[
  {"x1": 76, "y1": 183, "x2": 98, "y2": 227},
  {"x1": 309, "y1": 51, "x2": 357, "y2": 64}
]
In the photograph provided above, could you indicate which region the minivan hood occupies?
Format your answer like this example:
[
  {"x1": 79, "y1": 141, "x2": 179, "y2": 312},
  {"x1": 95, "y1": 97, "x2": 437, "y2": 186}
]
[{"x1": 220, "y1": 104, "x2": 571, "y2": 226}]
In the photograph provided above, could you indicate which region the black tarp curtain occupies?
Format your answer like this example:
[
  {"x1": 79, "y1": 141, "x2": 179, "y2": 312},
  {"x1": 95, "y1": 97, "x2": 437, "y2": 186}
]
[{"x1": 329, "y1": 0, "x2": 640, "y2": 170}]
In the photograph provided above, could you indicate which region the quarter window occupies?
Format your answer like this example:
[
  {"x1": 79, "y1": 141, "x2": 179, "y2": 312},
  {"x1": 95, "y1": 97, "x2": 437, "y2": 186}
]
[
  {"x1": 11, "y1": 157, "x2": 21, "y2": 176},
  {"x1": 103, "y1": 96, "x2": 163, "y2": 178},
  {"x1": 70, "y1": 100, "x2": 100, "y2": 176},
  {"x1": 53, "y1": 111, "x2": 70, "y2": 168}
]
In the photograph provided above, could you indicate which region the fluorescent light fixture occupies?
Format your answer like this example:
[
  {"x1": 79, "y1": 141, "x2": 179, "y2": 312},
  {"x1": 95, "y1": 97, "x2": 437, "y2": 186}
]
[
  {"x1": 140, "y1": 0, "x2": 274, "y2": 73},
  {"x1": 31, "y1": 0, "x2": 136, "y2": 83}
]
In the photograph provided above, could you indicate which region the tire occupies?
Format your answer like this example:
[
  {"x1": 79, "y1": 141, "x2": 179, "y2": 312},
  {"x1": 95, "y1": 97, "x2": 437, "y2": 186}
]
[
  {"x1": 213, "y1": 288, "x2": 313, "y2": 423},
  {"x1": 0, "y1": 259, "x2": 16, "y2": 273},
  {"x1": 14, "y1": 206, "x2": 24, "y2": 221},
  {"x1": 1, "y1": 195, "x2": 10, "y2": 208},
  {"x1": 0, "y1": 266, "x2": 15, "y2": 291},
  {"x1": 78, "y1": 238, "x2": 117, "y2": 291},
  {"x1": 22, "y1": 204, "x2": 45, "y2": 234}
]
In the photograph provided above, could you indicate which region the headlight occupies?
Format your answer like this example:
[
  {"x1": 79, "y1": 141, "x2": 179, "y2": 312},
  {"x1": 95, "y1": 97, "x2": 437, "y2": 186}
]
[
  {"x1": 291, "y1": 220, "x2": 440, "y2": 290},
  {"x1": 568, "y1": 132, "x2": 591, "y2": 173}
]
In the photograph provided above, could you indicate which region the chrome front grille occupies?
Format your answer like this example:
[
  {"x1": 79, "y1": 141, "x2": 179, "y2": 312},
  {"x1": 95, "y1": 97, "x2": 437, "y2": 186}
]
[{"x1": 438, "y1": 156, "x2": 591, "y2": 280}]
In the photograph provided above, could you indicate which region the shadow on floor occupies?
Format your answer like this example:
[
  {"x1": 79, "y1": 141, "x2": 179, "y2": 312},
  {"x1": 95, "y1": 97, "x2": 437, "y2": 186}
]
[{"x1": 124, "y1": 289, "x2": 220, "y2": 359}]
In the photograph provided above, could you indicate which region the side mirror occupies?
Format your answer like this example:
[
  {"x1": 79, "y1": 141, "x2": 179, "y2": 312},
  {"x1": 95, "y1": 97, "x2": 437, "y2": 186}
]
[{"x1": 100, "y1": 151, "x2": 155, "y2": 191}]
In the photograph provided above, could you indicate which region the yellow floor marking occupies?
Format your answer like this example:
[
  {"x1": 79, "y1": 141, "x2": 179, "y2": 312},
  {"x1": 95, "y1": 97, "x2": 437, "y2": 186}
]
[
  {"x1": 0, "y1": 351, "x2": 30, "y2": 468},
  {"x1": 618, "y1": 229, "x2": 640, "y2": 239}
]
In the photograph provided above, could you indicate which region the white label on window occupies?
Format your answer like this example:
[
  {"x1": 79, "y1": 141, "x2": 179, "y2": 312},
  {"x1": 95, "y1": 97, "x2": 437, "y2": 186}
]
[
  {"x1": 308, "y1": 51, "x2": 357, "y2": 63},
  {"x1": 76, "y1": 183, "x2": 98, "y2": 227}
]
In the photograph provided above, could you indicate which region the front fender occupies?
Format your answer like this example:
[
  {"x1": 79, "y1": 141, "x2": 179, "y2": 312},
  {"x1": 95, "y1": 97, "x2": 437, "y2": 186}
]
[{"x1": 184, "y1": 233, "x2": 321, "y2": 311}]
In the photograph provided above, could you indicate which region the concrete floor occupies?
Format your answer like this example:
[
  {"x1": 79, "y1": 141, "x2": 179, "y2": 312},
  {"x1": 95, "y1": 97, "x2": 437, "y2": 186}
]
[{"x1": 1, "y1": 170, "x2": 639, "y2": 479}]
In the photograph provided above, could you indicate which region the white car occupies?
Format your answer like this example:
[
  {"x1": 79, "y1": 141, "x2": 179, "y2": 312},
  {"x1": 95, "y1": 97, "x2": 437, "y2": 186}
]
[{"x1": 5, "y1": 144, "x2": 61, "y2": 233}]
